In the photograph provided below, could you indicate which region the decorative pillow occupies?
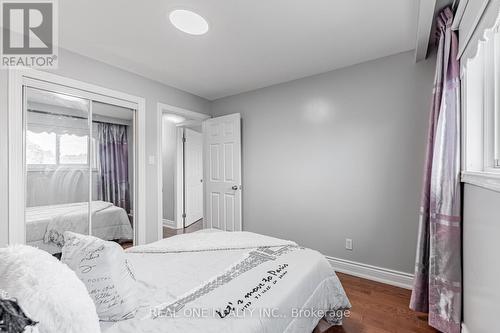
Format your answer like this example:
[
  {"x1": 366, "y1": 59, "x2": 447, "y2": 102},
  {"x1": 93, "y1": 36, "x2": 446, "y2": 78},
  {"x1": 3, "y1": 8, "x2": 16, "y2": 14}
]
[
  {"x1": 61, "y1": 232, "x2": 138, "y2": 321},
  {"x1": 0, "y1": 245, "x2": 100, "y2": 333}
]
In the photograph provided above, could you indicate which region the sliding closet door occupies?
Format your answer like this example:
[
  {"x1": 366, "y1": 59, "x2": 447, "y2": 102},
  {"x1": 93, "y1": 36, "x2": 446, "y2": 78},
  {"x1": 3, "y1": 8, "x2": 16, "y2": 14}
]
[
  {"x1": 24, "y1": 87, "x2": 91, "y2": 254},
  {"x1": 91, "y1": 101, "x2": 135, "y2": 245}
]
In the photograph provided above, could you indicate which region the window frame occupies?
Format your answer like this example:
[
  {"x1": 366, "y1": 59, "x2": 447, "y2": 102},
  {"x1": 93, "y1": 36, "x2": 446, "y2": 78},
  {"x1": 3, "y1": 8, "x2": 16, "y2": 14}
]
[
  {"x1": 482, "y1": 28, "x2": 497, "y2": 173},
  {"x1": 494, "y1": 28, "x2": 500, "y2": 167},
  {"x1": 462, "y1": 21, "x2": 500, "y2": 192}
]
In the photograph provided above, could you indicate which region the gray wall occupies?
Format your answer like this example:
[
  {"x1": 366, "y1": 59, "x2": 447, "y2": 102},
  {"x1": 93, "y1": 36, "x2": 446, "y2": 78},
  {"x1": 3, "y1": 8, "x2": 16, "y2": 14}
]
[
  {"x1": 162, "y1": 117, "x2": 177, "y2": 221},
  {"x1": 211, "y1": 51, "x2": 436, "y2": 273},
  {"x1": 0, "y1": 48, "x2": 211, "y2": 246},
  {"x1": 0, "y1": 48, "x2": 437, "y2": 274},
  {"x1": 463, "y1": 184, "x2": 500, "y2": 333}
]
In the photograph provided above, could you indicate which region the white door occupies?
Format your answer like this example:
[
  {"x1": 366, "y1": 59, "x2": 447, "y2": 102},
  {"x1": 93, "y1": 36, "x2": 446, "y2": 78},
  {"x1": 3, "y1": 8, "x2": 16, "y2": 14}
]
[
  {"x1": 203, "y1": 113, "x2": 242, "y2": 231},
  {"x1": 184, "y1": 128, "x2": 203, "y2": 227}
]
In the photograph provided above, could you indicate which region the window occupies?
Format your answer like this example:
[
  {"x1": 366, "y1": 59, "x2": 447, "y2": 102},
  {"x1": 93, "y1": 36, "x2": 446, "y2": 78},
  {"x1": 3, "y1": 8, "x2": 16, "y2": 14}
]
[
  {"x1": 483, "y1": 26, "x2": 500, "y2": 171},
  {"x1": 462, "y1": 19, "x2": 500, "y2": 191},
  {"x1": 26, "y1": 129, "x2": 95, "y2": 168}
]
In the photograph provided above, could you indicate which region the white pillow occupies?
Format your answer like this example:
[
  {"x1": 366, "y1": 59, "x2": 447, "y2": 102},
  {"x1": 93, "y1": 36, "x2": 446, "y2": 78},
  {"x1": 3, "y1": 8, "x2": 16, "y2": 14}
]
[
  {"x1": 61, "y1": 232, "x2": 138, "y2": 321},
  {"x1": 0, "y1": 245, "x2": 100, "y2": 333}
]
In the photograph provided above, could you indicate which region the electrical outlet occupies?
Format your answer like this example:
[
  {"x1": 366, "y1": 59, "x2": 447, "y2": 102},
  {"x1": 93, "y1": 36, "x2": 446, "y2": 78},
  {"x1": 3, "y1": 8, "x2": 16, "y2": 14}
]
[{"x1": 345, "y1": 238, "x2": 353, "y2": 251}]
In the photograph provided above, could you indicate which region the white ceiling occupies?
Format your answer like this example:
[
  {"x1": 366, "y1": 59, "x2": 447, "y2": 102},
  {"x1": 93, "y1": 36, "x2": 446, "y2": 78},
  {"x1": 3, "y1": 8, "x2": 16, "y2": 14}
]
[{"x1": 59, "y1": 0, "x2": 418, "y2": 100}]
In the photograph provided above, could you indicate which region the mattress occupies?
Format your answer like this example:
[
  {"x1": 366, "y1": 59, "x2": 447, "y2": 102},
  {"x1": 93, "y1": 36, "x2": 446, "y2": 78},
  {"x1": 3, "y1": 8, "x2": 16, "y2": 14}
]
[
  {"x1": 100, "y1": 230, "x2": 351, "y2": 333},
  {"x1": 26, "y1": 201, "x2": 133, "y2": 254}
]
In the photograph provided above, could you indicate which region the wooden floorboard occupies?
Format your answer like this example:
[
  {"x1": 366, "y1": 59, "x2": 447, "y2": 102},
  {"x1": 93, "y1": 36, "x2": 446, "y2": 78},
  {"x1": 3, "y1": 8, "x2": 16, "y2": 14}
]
[
  {"x1": 121, "y1": 219, "x2": 203, "y2": 249},
  {"x1": 163, "y1": 219, "x2": 203, "y2": 238},
  {"x1": 323, "y1": 273, "x2": 438, "y2": 333}
]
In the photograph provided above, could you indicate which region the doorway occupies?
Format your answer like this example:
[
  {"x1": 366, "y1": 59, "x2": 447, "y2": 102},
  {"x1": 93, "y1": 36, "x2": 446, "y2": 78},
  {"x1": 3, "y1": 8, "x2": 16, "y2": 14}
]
[{"x1": 157, "y1": 103, "x2": 209, "y2": 238}]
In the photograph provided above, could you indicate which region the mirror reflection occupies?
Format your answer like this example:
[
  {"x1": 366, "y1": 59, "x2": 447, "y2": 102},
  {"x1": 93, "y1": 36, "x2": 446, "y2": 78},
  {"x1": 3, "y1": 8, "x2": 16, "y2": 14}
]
[{"x1": 24, "y1": 88, "x2": 135, "y2": 254}]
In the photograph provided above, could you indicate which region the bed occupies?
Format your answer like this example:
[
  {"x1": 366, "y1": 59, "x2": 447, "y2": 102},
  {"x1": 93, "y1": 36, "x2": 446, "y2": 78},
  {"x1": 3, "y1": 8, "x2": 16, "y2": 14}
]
[
  {"x1": 26, "y1": 201, "x2": 133, "y2": 254},
  {"x1": 101, "y1": 230, "x2": 351, "y2": 333}
]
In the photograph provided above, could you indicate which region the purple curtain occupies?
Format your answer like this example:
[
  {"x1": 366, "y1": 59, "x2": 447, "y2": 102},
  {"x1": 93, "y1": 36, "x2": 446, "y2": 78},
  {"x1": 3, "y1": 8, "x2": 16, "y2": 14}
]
[
  {"x1": 97, "y1": 123, "x2": 131, "y2": 213},
  {"x1": 410, "y1": 7, "x2": 462, "y2": 333}
]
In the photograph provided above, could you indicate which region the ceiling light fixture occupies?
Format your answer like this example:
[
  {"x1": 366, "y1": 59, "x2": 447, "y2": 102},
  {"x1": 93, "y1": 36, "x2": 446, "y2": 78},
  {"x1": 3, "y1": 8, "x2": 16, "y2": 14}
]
[
  {"x1": 164, "y1": 113, "x2": 186, "y2": 124},
  {"x1": 169, "y1": 9, "x2": 209, "y2": 35}
]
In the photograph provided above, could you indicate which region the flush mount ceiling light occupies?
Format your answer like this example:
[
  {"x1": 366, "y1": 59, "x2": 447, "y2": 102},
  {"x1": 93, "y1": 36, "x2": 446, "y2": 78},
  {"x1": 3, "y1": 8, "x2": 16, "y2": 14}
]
[
  {"x1": 164, "y1": 113, "x2": 186, "y2": 124},
  {"x1": 169, "y1": 9, "x2": 209, "y2": 35}
]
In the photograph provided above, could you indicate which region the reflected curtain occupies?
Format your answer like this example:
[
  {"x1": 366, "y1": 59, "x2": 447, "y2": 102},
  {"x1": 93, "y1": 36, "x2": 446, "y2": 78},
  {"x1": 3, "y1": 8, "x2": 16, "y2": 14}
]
[
  {"x1": 410, "y1": 7, "x2": 462, "y2": 333},
  {"x1": 97, "y1": 123, "x2": 130, "y2": 212}
]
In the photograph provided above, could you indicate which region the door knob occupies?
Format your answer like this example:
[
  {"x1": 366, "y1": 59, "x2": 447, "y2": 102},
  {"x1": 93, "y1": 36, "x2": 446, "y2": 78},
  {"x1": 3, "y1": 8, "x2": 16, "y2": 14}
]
[{"x1": 231, "y1": 185, "x2": 238, "y2": 190}]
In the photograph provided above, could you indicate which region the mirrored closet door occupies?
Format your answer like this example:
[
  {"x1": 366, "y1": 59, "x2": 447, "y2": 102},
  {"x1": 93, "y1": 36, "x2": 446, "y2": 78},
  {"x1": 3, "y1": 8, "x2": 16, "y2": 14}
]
[{"x1": 24, "y1": 83, "x2": 136, "y2": 254}]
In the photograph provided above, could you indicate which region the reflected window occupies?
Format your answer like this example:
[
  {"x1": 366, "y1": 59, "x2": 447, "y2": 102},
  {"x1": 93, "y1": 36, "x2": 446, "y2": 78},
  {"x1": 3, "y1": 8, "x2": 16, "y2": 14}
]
[
  {"x1": 59, "y1": 134, "x2": 88, "y2": 164},
  {"x1": 26, "y1": 128, "x2": 94, "y2": 168},
  {"x1": 26, "y1": 131, "x2": 57, "y2": 165}
]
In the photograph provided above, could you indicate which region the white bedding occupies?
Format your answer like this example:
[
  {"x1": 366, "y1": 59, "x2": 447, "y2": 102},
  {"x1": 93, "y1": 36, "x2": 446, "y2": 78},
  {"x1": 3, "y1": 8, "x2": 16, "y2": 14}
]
[
  {"x1": 26, "y1": 201, "x2": 133, "y2": 254},
  {"x1": 101, "y1": 230, "x2": 350, "y2": 333},
  {"x1": 128, "y1": 230, "x2": 297, "y2": 253}
]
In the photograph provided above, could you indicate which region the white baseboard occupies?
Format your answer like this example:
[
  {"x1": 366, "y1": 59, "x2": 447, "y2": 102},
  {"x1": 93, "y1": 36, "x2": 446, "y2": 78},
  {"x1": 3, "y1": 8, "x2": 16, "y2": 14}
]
[
  {"x1": 461, "y1": 323, "x2": 469, "y2": 333},
  {"x1": 162, "y1": 219, "x2": 176, "y2": 228},
  {"x1": 325, "y1": 256, "x2": 414, "y2": 290}
]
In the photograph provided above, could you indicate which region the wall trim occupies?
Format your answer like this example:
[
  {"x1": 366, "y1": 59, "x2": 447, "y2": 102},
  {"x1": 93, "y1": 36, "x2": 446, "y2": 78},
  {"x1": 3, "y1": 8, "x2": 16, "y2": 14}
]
[
  {"x1": 175, "y1": 128, "x2": 184, "y2": 230},
  {"x1": 162, "y1": 219, "x2": 176, "y2": 228},
  {"x1": 325, "y1": 256, "x2": 414, "y2": 290},
  {"x1": 462, "y1": 171, "x2": 500, "y2": 193},
  {"x1": 414, "y1": 0, "x2": 437, "y2": 62}
]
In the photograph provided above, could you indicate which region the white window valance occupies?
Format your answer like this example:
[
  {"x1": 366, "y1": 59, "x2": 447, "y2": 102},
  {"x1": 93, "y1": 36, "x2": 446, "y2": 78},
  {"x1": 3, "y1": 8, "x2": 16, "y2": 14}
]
[
  {"x1": 456, "y1": 0, "x2": 500, "y2": 64},
  {"x1": 459, "y1": 0, "x2": 500, "y2": 192}
]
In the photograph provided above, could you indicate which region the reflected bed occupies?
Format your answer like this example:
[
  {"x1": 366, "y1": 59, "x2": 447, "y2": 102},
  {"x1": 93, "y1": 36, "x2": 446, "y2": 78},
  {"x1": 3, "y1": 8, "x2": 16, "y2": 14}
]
[{"x1": 26, "y1": 201, "x2": 133, "y2": 254}]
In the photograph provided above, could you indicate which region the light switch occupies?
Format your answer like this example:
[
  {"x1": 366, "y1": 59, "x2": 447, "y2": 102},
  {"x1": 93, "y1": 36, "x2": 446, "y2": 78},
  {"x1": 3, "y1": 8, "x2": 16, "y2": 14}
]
[{"x1": 345, "y1": 238, "x2": 353, "y2": 251}]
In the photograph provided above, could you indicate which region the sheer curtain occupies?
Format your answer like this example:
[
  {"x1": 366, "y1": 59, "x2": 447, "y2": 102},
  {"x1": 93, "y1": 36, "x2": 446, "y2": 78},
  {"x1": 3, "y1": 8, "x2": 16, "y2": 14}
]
[
  {"x1": 410, "y1": 7, "x2": 462, "y2": 333},
  {"x1": 97, "y1": 123, "x2": 131, "y2": 213}
]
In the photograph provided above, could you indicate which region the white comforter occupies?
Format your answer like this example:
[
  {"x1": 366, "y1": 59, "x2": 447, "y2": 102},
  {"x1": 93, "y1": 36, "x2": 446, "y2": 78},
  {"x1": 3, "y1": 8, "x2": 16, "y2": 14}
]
[
  {"x1": 127, "y1": 231, "x2": 297, "y2": 253},
  {"x1": 101, "y1": 230, "x2": 350, "y2": 333}
]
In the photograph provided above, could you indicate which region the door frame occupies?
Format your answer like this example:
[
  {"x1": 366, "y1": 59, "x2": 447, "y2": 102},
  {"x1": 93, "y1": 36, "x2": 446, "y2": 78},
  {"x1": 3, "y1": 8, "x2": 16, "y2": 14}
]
[
  {"x1": 7, "y1": 68, "x2": 147, "y2": 246},
  {"x1": 183, "y1": 127, "x2": 204, "y2": 228},
  {"x1": 156, "y1": 103, "x2": 210, "y2": 240}
]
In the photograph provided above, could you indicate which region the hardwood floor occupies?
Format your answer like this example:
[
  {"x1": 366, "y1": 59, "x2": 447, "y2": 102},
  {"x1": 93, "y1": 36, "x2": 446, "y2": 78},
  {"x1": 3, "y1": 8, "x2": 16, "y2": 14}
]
[
  {"x1": 120, "y1": 241, "x2": 133, "y2": 250},
  {"x1": 319, "y1": 273, "x2": 438, "y2": 333},
  {"x1": 121, "y1": 219, "x2": 204, "y2": 249},
  {"x1": 163, "y1": 218, "x2": 204, "y2": 238}
]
